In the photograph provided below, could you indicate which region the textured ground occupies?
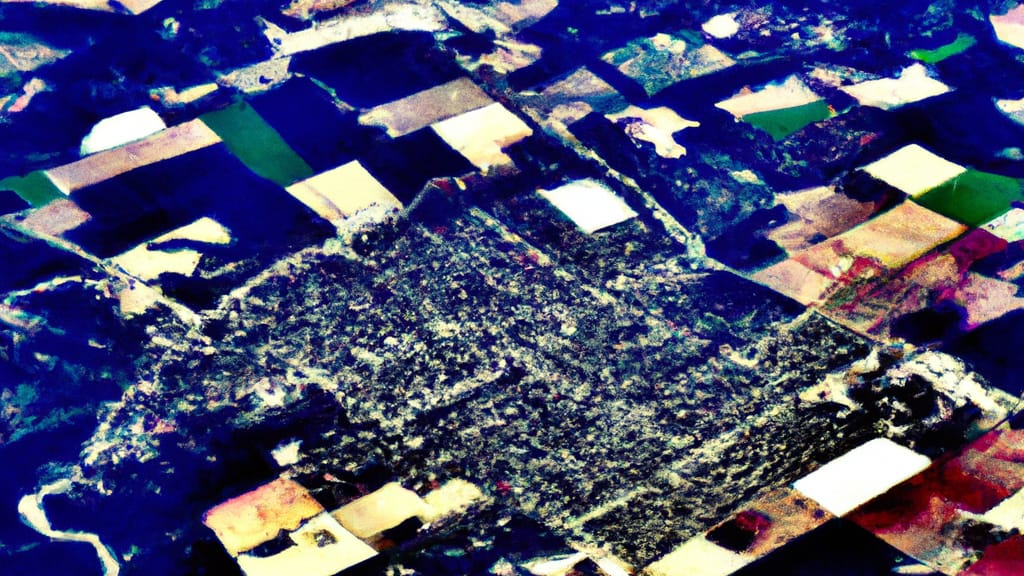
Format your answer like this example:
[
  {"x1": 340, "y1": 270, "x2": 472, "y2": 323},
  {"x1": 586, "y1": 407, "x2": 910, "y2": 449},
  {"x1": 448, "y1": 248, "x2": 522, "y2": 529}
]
[{"x1": 1, "y1": 1, "x2": 1023, "y2": 575}]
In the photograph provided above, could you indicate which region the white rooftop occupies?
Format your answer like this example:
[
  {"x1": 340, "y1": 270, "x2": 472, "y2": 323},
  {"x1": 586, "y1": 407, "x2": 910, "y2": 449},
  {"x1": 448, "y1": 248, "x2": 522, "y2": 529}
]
[
  {"x1": 861, "y1": 144, "x2": 967, "y2": 197},
  {"x1": 538, "y1": 179, "x2": 638, "y2": 234},
  {"x1": 793, "y1": 438, "x2": 930, "y2": 517},
  {"x1": 991, "y1": 4, "x2": 1024, "y2": 50},
  {"x1": 80, "y1": 107, "x2": 167, "y2": 156},
  {"x1": 702, "y1": 13, "x2": 740, "y2": 39},
  {"x1": 840, "y1": 64, "x2": 951, "y2": 110},
  {"x1": 715, "y1": 75, "x2": 821, "y2": 118}
]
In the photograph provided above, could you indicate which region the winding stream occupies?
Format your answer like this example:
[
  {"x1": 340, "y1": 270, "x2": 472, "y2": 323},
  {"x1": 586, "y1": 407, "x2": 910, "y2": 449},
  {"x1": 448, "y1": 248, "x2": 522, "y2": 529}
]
[{"x1": 17, "y1": 479, "x2": 121, "y2": 576}]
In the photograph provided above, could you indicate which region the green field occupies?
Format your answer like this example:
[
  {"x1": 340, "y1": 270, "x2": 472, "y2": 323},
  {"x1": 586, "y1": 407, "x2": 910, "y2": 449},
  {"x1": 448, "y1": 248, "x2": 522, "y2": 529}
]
[
  {"x1": 742, "y1": 99, "x2": 833, "y2": 141},
  {"x1": 0, "y1": 171, "x2": 65, "y2": 207},
  {"x1": 914, "y1": 170, "x2": 1024, "y2": 226},
  {"x1": 910, "y1": 33, "x2": 977, "y2": 64},
  {"x1": 200, "y1": 101, "x2": 314, "y2": 187}
]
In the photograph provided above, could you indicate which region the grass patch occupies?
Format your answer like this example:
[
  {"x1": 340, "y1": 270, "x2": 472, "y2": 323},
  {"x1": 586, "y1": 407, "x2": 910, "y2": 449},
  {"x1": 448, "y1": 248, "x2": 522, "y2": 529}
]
[
  {"x1": 0, "y1": 171, "x2": 64, "y2": 207},
  {"x1": 742, "y1": 100, "x2": 833, "y2": 141},
  {"x1": 914, "y1": 170, "x2": 1023, "y2": 226},
  {"x1": 909, "y1": 33, "x2": 977, "y2": 64},
  {"x1": 200, "y1": 101, "x2": 314, "y2": 187}
]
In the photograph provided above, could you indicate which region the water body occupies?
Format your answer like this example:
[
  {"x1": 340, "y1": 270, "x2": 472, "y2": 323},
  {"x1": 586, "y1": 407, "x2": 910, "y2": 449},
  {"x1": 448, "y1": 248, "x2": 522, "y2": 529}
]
[{"x1": 17, "y1": 480, "x2": 119, "y2": 576}]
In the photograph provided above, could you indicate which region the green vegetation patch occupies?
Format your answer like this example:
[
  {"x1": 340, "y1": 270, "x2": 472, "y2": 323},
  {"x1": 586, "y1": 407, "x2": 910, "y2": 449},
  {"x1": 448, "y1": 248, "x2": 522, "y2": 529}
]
[
  {"x1": 910, "y1": 33, "x2": 977, "y2": 64},
  {"x1": 0, "y1": 171, "x2": 64, "y2": 207},
  {"x1": 914, "y1": 170, "x2": 1024, "y2": 226},
  {"x1": 200, "y1": 101, "x2": 314, "y2": 187},
  {"x1": 742, "y1": 100, "x2": 833, "y2": 141}
]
